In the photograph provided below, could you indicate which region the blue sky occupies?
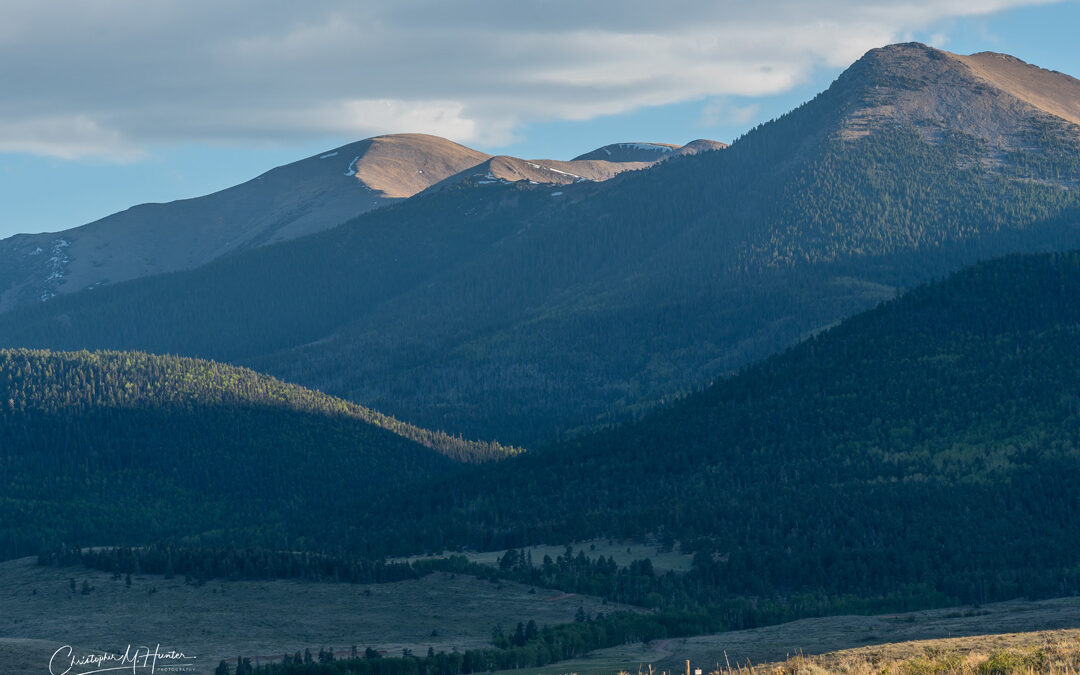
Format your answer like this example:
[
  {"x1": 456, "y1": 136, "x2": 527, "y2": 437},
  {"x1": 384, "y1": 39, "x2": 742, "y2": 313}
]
[{"x1": 0, "y1": 0, "x2": 1077, "y2": 238}]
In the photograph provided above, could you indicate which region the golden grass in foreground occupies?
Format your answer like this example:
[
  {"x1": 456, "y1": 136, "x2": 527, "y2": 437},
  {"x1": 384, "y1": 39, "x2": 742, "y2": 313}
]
[
  {"x1": 515, "y1": 597, "x2": 1080, "y2": 675},
  {"x1": 728, "y1": 630, "x2": 1080, "y2": 675}
]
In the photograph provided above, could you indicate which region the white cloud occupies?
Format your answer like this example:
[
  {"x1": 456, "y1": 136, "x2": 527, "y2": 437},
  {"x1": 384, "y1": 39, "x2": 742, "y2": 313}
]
[
  {"x1": 0, "y1": 0, "x2": 1059, "y2": 160},
  {"x1": 928, "y1": 32, "x2": 951, "y2": 47},
  {"x1": 0, "y1": 116, "x2": 145, "y2": 162}
]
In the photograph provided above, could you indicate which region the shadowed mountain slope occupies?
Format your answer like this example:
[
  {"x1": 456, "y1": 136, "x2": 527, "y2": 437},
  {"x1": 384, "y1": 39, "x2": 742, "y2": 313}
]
[{"x1": 351, "y1": 251, "x2": 1080, "y2": 606}]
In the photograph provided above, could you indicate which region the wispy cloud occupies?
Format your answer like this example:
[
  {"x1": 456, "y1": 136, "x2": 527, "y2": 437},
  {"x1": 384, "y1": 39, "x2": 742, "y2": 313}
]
[
  {"x1": 0, "y1": 0, "x2": 1059, "y2": 159},
  {"x1": 699, "y1": 99, "x2": 763, "y2": 128}
]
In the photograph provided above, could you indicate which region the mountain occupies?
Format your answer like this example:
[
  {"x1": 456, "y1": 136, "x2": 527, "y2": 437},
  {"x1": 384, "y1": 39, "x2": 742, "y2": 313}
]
[
  {"x1": 952, "y1": 51, "x2": 1080, "y2": 126},
  {"x1": 426, "y1": 155, "x2": 652, "y2": 190},
  {"x1": 349, "y1": 250, "x2": 1080, "y2": 607},
  {"x1": 2, "y1": 43, "x2": 1079, "y2": 446},
  {"x1": 0, "y1": 134, "x2": 716, "y2": 314},
  {"x1": 0, "y1": 348, "x2": 517, "y2": 560},
  {"x1": 0, "y1": 134, "x2": 488, "y2": 311},
  {"x1": 572, "y1": 139, "x2": 727, "y2": 162},
  {"x1": 338, "y1": 133, "x2": 492, "y2": 199},
  {"x1": 840, "y1": 48, "x2": 1080, "y2": 140},
  {"x1": 426, "y1": 139, "x2": 726, "y2": 191}
]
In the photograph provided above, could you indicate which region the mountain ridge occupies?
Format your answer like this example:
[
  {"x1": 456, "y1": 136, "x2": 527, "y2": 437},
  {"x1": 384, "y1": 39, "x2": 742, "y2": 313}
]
[
  {"x1": 572, "y1": 140, "x2": 727, "y2": 162},
  {"x1": 0, "y1": 133, "x2": 717, "y2": 313},
  {"x1": 0, "y1": 134, "x2": 473, "y2": 311},
  {"x1": 425, "y1": 139, "x2": 725, "y2": 192},
  {"x1": 951, "y1": 49, "x2": 1080, "y2": 127}
]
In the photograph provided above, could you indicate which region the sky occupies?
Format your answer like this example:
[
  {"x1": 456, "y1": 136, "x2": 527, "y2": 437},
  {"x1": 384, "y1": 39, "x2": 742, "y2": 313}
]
[{"x1": 0, "y1": 0, "x2": 1078, "y2": 238}]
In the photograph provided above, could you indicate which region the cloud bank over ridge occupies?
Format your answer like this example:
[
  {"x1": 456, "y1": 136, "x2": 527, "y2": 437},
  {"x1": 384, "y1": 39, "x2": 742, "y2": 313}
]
[{"x1": 0, "y1": 0, "x2": 1055, "y2": 159}]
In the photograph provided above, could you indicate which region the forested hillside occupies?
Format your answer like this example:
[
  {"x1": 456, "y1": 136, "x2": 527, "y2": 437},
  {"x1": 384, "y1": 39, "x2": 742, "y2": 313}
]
[
  {"x1": 346, "y1": 251, "x2": 1080, "y2": 607},
  {"x1": 0, "y1": 349, "x2": 515, "y2": 560},
  {"x1": 2, "y1": 44, "x2": 1079, "y2": 445}
]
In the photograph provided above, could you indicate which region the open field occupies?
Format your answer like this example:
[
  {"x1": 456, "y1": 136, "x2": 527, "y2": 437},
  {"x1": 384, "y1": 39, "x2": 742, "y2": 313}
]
[
  {"x1": 0, "y1": 637, "x2": 99, "y2": 675},
  {"x1": 7, "y1": 552, "x2": 1080, "y2": 675},
  {"x1": 515, "y1": 597, "x2": 1080, "y2": 675},
  {"x1": 0, "y1": 557, "x2": 625, "y2": 674},
  {"x1": 396, "y1": 539, "x2": 695, "y2": 573}
]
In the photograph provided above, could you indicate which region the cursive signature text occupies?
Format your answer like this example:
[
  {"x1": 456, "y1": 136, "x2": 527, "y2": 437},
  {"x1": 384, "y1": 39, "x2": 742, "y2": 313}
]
[{"x1": 50, "y1": 644, "x2": 196, "y2": 675}]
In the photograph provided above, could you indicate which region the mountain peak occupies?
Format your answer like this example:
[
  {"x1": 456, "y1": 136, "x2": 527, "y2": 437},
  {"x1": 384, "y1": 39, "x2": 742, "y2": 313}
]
[
  {"x1": 573, "y1": 142, "x2": 680, "y2": 162},
  {"x1": 831, "y1": 41, "x2": 1080, "y2": 144},
  {"x1": 675, "y1": 139, "x2": 729, "y2": 155},
  {"x1": 325, "y1": 133, "x2": 492, "y2": 198}
]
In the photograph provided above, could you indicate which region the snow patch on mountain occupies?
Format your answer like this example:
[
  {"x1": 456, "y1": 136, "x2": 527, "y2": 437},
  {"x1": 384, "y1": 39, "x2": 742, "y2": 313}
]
[
  {"x1": 41, "y1": 239, "x2": 71, "y2": 301},
  {"x1": 532, "y1": 163, "x2": 584, "y2": 180},
  {"x1": 619, "y1": 143, "x2": 672, "y2": 153}
]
